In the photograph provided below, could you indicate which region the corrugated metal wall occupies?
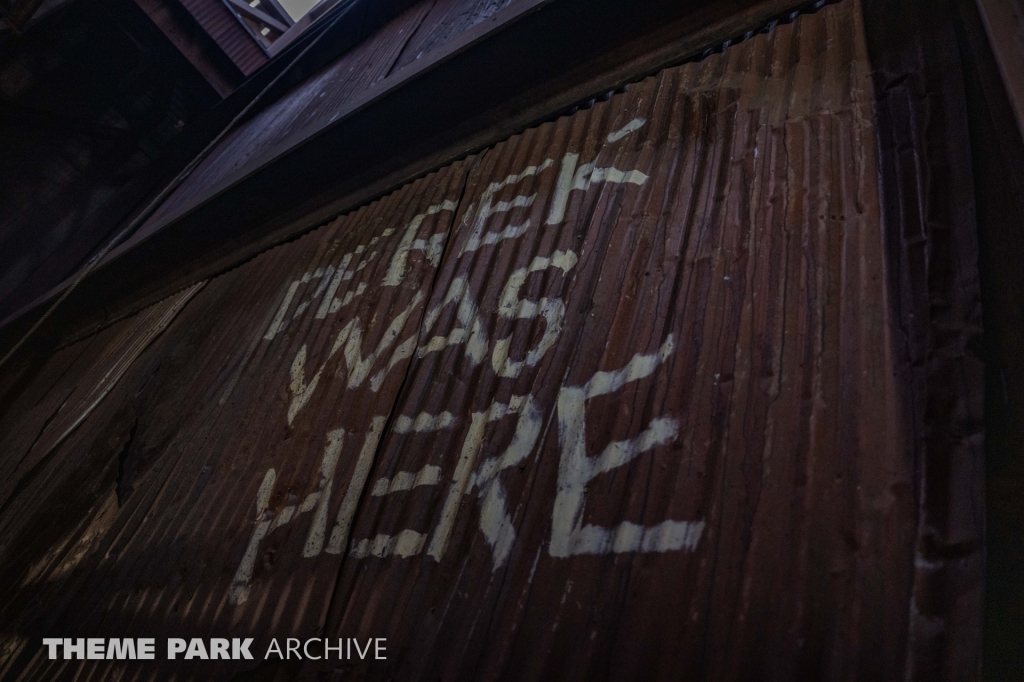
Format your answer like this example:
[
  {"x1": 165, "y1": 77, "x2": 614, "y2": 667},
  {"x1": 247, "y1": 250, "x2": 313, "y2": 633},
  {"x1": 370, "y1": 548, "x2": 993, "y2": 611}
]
[{"x1": 0, "y1": 1, "x2": 983, "y2": 679}]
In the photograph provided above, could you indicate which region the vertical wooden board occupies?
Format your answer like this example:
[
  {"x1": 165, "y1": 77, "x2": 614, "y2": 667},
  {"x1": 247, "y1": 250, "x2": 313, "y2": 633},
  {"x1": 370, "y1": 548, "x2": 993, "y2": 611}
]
[{"x1": 863, "y1": 0, "x2": 986, "y2": 677}]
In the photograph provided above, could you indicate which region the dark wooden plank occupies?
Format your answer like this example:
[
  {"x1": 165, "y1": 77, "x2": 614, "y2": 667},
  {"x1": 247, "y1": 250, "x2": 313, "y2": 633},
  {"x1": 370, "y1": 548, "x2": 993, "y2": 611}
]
[
  {"x1": 949, "y1": 0, "x2": 1024, "y2": 678},
  {"x1": 860, "y1": 0, "x2": 986, "y2": 678}
]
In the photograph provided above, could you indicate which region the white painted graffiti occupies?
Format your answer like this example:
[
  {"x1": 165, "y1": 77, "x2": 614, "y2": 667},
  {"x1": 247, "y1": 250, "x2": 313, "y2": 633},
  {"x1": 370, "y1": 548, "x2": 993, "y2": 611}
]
[
  {"x1": 230, "y1": 118, "x2": 704, "y2": 604},
  {"x1": 550, "y1": 336, "x2": 705, "y2": 557},
  {"x1": 229, "y1": 418, "x2": 386, "y2": 604}
]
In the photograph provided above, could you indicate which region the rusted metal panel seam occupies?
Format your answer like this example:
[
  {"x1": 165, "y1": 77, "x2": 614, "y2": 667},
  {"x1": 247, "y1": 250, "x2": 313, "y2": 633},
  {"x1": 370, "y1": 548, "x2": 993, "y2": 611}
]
[{"x1": 313, "y1": 151, "x2": 478, "y2": 635}]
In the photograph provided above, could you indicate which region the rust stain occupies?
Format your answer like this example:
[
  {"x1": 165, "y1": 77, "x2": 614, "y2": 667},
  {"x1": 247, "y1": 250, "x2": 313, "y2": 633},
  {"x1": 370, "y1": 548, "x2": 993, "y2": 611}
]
[{"x1": 0, "y1": 1, "x2": 983, "y2": 679}]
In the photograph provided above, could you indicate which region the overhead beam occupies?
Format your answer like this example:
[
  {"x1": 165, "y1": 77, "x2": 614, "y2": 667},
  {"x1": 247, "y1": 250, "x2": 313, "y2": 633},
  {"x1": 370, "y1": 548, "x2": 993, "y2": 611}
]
[
  {"x1": 224, "y1": 0, "x2": 290, "y2": 33},
  {"x1": 0, "y1": 0, "x2": 832, "y2": 357}
]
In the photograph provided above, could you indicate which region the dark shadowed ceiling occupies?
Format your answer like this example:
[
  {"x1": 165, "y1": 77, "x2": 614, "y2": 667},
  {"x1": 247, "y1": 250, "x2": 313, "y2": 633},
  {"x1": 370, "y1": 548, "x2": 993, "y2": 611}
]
[{"x1": 0, "y1": 0, "x2": 232, "y2": 320}]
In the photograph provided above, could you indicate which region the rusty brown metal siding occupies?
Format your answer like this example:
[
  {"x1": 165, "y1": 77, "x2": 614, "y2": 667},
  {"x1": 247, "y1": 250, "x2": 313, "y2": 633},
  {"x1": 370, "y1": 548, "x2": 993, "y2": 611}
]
[
  {"x1": 0, "y1": 1, "x2": 983, "y2": 679},
  {"x1": 178, "y1": 0, "x2": 269, "y2": 76}
]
